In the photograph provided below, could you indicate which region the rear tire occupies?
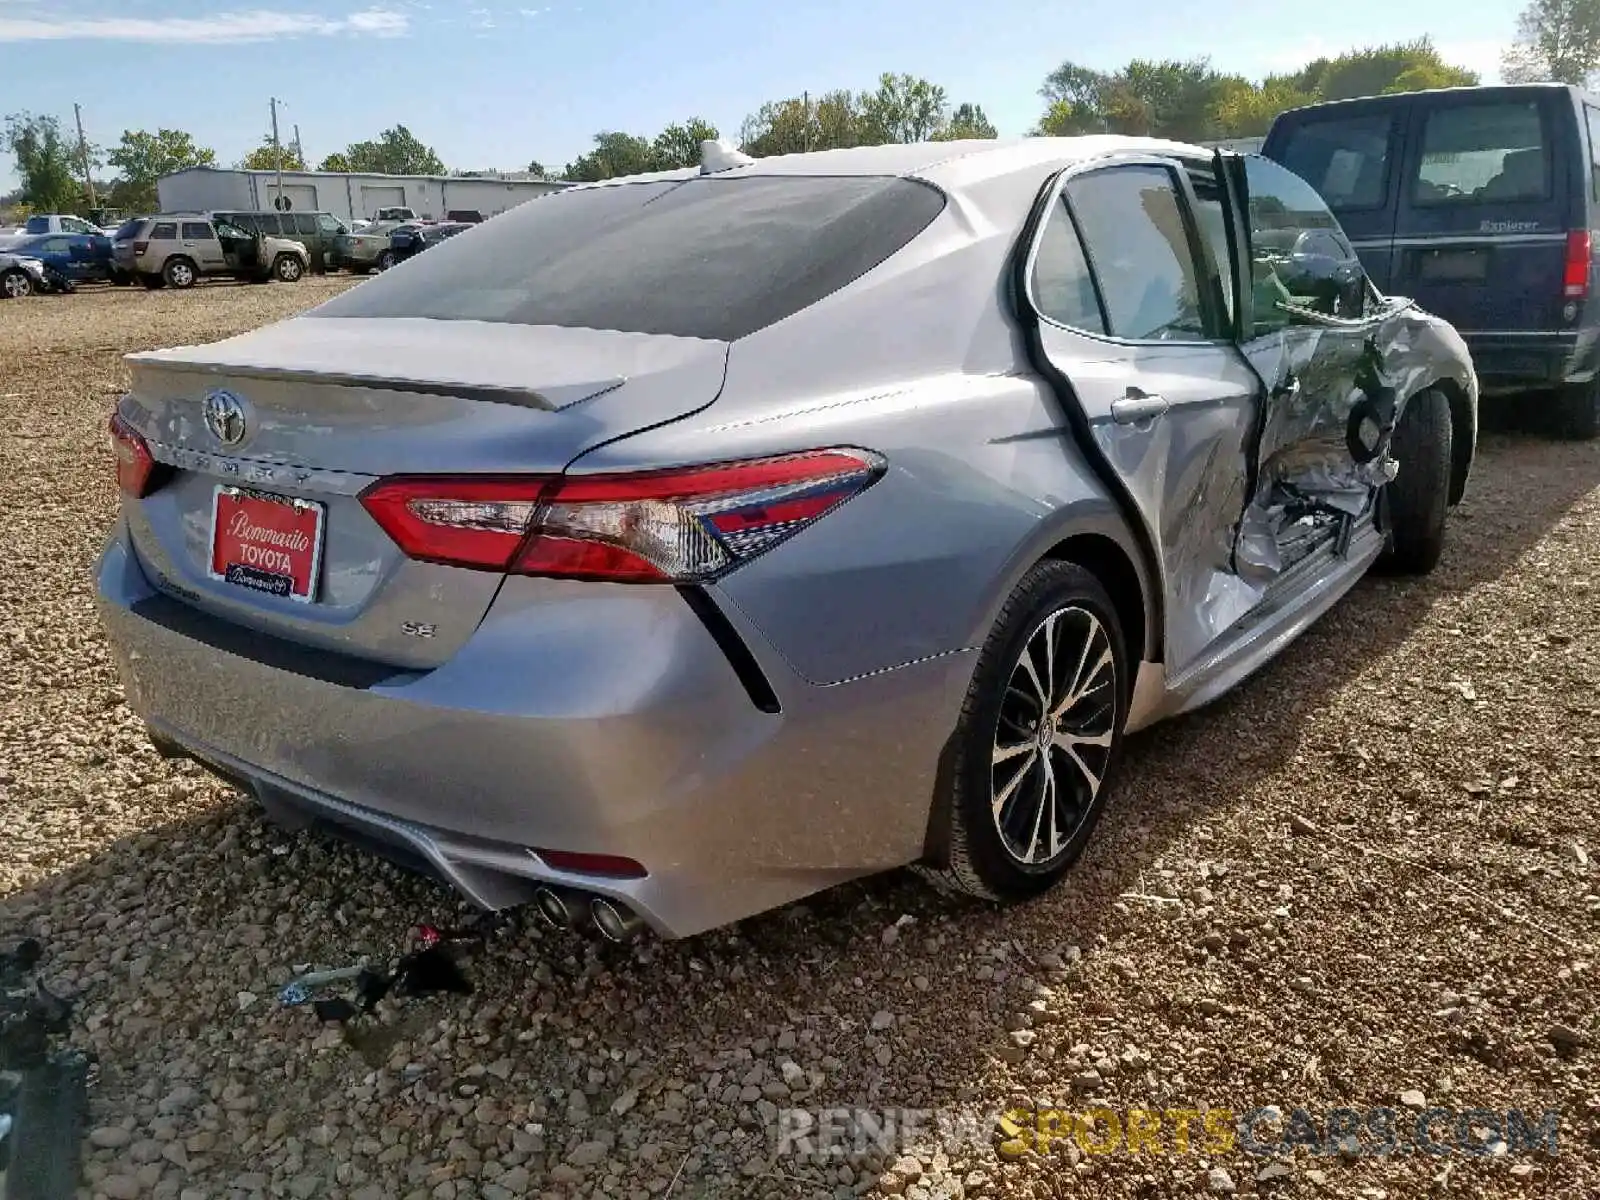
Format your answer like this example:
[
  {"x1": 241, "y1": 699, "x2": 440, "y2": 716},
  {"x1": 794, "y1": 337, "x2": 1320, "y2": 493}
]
[
  {"x1": 923, "y1": 560, "x2": 1130, "y2": 903},
  {"x1": 1556, "y1": 379, "x2": 1600, "y2": 440},
  {"x1": 1379, "y1": 387, "x2": 1453, "y2": 575},
  {"x1": 0, "y1": 268, "x2": 31, "y2": 299},
  {"x1": 163, "y1": 257, "x2": 197, "y2": 289}
]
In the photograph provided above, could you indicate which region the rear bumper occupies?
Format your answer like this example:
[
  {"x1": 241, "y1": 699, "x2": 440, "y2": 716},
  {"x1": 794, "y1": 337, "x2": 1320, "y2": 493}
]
[
  {"x1": 1464, "y1": 329, "x2": 1598, "y2": 393},
  {"x1": 94, "y1": 525, "x2": 969, "y2": 938}
]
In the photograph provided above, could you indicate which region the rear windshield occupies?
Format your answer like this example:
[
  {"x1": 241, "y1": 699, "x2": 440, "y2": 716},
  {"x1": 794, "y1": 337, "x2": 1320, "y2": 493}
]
[
  {"x1": 1413, "y1": 101, "x2": 1548, "y2": 204},
  {"x1": 1273, "y1": 113, "x2": 1395, "y2": 210},
  {"x1": 112, "y1": 219, "x2": 145, "y2": 240},
  {"x1": 312, "y1": 175, "x2": 947, "y2": 341}
]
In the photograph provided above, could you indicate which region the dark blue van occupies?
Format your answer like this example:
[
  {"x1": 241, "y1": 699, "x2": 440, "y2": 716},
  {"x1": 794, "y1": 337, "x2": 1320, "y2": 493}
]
[{"x1": 1263, "y1": 83, "x2": 1600, "y2": 438}]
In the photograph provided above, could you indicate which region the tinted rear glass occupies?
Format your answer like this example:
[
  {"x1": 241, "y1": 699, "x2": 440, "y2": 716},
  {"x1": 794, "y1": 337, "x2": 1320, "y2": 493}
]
[
  {"x1": 312, "y1": 175, "x2": 947, "y2": 341},
  {"x1": 150, "y1": 223, "x2": 177, "y2": 240},
  {"x1": 24, "y1": 217, "x2": 49, "y2": 234},
  {"x1": 1414, "y1": 101, "x2": 1548, "y2": 204},
  {"x1": 112, "y1": 219, "x2": 144, "y2": 239},
  {"x1": 1274, "y1": 113, "x2": 1395, "y2": 210}
]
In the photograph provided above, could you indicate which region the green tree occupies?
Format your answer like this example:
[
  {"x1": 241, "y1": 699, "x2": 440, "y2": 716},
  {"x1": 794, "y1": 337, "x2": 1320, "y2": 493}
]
[
  {"x1": 239, "y1": 139, "x2": 306, "y2": 172},
  {"x1": 1292, "y1": 40, "x2": 1477, "y2": 101},
  {"x1": 650, "y1": 118, "x2": 721, "y2": 169},
  {"x1": 1503, "y1": 0, "x2": 1600, "y2": 84},
  {"x1": 935, "y1": 103, "x2": 999, "y2": 140},
  {"x1": 860, "y1": 73, "x2": 950, "y2": 142},
  {"x1": 3, "y1": 113, "x2": 83, "y2": 212},
  {"x1": 340, "y1": 125, "x2": 445, "y2": 175},
  {"x1": 562, "y1": 131, "x2": 656, "y2": 181},
  {"x1": 317, "y1": 152, "x2": 352, "y2": 172},
  {"x1": 525, "y1": 160, "x2": 550, "y2": 178},
  {"x1": 106, "y1": 128, "x2": 215, "y2": 212}
]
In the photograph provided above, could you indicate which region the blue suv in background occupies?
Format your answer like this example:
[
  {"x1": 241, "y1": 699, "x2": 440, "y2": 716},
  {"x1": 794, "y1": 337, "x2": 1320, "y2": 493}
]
[{"x1": 1264, "y1": 83, "x2": 1600, "y2": 438}]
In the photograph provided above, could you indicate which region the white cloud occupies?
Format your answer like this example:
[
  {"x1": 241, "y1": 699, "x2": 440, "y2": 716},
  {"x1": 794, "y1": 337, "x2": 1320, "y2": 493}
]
[{"x1": 0, "y1": 7, "x2": 410, "y2": 43}]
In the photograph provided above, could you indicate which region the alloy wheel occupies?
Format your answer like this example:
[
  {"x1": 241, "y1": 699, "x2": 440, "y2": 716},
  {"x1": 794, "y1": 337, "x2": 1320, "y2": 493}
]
[
  {"x1": 2, "y1": 271, "x2": 30, "y2": 299},
  {"x1": 989, "y1": 605, "x2": 1117, "y2": 866}
]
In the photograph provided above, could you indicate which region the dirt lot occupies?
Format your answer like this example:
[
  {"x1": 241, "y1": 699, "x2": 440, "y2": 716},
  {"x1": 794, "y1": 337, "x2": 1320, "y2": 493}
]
[{"x1": 1, "y1": 281, "x2": 1598, "y2": 1200}]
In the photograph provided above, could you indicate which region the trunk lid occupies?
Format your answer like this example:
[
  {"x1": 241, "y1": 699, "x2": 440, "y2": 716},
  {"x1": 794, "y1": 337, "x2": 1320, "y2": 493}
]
[{"x1": 118, "y1": 316, "x2": 728, "y2": 668}]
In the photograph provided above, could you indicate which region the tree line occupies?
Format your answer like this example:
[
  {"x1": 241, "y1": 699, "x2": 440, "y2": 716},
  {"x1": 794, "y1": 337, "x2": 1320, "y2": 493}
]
[{"x1": 5, "y1": 3, "x2": 1595, "y2": 215}]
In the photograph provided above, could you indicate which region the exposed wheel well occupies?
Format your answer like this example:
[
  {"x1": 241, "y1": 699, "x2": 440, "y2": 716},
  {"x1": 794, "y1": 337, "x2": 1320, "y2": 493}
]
[
  {"x1": 1039, "y1": 533, "x2": 1151, "y2": 664},
  {"x1": 1430, "y1": 377, "x2": 1473, "y2": 506}
]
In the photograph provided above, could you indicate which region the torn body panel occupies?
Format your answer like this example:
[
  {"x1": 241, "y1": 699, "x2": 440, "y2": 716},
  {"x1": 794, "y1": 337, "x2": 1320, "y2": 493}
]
[{"x1": 1235, "y1": 302, "x2": 1477, "y2": 586}]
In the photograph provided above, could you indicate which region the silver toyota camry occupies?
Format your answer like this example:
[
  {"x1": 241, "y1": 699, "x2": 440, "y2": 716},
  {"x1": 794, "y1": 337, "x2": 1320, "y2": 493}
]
[{"x1": 96, "y1": 136, "x2": 1477, "y2": 940}]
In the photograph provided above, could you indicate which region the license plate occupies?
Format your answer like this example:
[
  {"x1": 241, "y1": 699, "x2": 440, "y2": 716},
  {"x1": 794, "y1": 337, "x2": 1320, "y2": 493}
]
[
  {"x1": 209, "y1": 486, "x2": 325, "y2": 602},
  {"x1": 1418, "y1": 249, "x2": 1489, "y2": 283}
]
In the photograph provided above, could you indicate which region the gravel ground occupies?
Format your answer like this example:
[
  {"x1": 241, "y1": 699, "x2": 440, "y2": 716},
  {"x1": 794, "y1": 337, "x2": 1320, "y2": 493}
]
[{"x1": 1, "y1": 281, "x2": 1597, "y2": 1200}]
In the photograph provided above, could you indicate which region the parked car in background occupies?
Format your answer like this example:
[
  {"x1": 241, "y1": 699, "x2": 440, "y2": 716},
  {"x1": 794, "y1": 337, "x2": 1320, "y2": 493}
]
[
  {"x1": 1265, "y1": 82, "x2": 1599, "y2": 438},
  {"x1": 3, "y1": 232, "x2": 115, "y2": 282},
  {"x1": 337, "y1": 221, "x2": 409, "y2": 272},
  {"x1": 445, "y1": 209, "x2": 484, "y2": 223},
  {"x1": 388, "y1": 220, "x2": 474, "y2": 266},
  {"x1": 372, "y1": 206, "x2": 418, "y2": 222},
  {"x1": 112, "y1": 216, "x2": 309, "y2": 288},
  {"x1": 0, "y1": 251, "x2": 49, "y2": 298},
  {"x1": 96, "y1": 136, "x2": 1477, "y2": 940},
  {"x1": 0, "y1": 213, "x2": 107, "y2": 249}
]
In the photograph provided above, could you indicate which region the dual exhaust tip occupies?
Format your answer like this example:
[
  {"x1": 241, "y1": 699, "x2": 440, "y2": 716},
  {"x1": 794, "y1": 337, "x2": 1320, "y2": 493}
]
[{"x1": 533, "y1": 886, "x2": 645, "y2": 943}]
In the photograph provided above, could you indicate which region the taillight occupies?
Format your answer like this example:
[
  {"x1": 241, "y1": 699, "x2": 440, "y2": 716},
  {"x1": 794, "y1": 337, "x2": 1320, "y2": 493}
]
[
  {"x1": 1564, "y1": 230, "x2": 1591, "y2": 299},
  {"x1": 109, "y1": 413, "x2": 157, "y2": 497},
  {"x1": 359, "y1": 448, "x2": 885, "y2": 583},
  {"x1": 132, "y1": 240, "x2": 148, "y2": 255}
]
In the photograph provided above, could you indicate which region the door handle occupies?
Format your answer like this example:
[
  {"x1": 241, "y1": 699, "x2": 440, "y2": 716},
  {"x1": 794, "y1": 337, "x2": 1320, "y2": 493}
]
[{"x1": 1111, "y1": 392, "x2": 1170, "y2": 424}]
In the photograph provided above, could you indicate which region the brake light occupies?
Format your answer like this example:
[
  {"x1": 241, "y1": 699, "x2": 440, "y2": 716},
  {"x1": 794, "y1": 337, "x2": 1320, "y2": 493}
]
[
  {"x1": 108, "y1": 413, "x2": 157, "y2": 497},
  {"x1": 132, "y1": 240, "x2": 148, "y2": 255},
  {"x1": 532, "y1": 849, "x2": 647, "y2": 878},
  {"x1": 359, "y1": 448, "x2": 886, "y2": 582},
  {"x1": 1565, "y1": 230, "x2": 1591, "y2": 299}
]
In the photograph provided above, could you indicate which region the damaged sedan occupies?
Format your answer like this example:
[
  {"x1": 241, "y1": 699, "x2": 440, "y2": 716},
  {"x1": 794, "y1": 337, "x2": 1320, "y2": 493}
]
[{"x1": 94, "y1": 137, "x2": 1476, "y2": 939}]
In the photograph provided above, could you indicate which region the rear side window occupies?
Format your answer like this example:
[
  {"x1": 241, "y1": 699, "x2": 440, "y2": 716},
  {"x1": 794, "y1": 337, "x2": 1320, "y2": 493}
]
[
  {"x1": 291, "y1": 213, "x2": 317, "y2": 235},
  {"x1": 150, "y1": 222, "x2": 177, "y2": 240},
  {"x1": 311, "y1": 175, "x2": 947, "y2": 341},
  {"x1": 1414, "y1": 102, "x2": 1548, "y2": 204},
  {"x1": 24, "y1": 216, "x2": 49, "y2": 234},
  {"x1": 1585, "y1": 105, "x2": 1600, "y2": 200},
  {"x1": 1274, "y1": 114, "x2": 1395, "y2": 210},
  {"x1": 181, "y1": 222, "x2": 213, "y2": 240},
  {"x1": 1063, "y1": 166, "x2": 1209, "y2": 341},
  {"x1": 254, "y1": 213, "x2": 284, "y2": 234},
  {"x1": 1029, "y1": 200, "x2": 1105, "y2": 334}
]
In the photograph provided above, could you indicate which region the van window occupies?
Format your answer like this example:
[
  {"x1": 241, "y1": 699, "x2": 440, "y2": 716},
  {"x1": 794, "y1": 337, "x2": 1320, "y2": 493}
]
[
  {"x1": 1414, "y1": 101, "x2": 1547, "y2": 204},
  {"x1": 1585, "y1": 105, "x2": 1600, "y2": 200},
  {"x1": 1275, "y1": 114, "x2": 1395, "y2": 210}
]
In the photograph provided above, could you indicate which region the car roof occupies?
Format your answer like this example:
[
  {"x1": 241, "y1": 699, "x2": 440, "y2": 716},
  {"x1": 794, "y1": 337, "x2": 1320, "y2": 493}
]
[
  {"x1": 567, "y1": 135, "x2": 1214, "y2": 195},
  {"x1": 1272, "y1": 81, "x2": 1598, "y2": 121}
]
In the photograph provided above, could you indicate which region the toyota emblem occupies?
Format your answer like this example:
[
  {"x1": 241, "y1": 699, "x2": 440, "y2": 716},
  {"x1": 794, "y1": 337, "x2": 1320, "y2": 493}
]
[{"x1": 203, "y1": 389, "x2": 248, "y2": 446}]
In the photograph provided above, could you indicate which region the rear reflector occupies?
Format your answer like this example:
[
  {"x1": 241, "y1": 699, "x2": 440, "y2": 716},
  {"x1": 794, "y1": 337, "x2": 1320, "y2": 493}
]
[
  {"x1": 1565, "y1": 230, "x2": 1591, "y2": 299},
  {"x1": 532, "y1": 849, "x2": 648, "y2": 879},
  {"x1": 109, "y1": 413, "x2": 157, "y2": 497},
  {"x1": 360, "y1": 448, "x2": 885, "y2": 583}
]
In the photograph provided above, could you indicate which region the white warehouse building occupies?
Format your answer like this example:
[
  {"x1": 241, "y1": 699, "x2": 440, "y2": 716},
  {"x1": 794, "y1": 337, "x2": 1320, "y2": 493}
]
[{"x1": 156, "y1": 166, "x2": 568, "y2": 224}]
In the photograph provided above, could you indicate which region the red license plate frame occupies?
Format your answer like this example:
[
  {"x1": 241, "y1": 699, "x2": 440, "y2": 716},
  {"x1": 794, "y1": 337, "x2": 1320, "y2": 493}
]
[{"x1": 208, "y1": 485, "x2": 326, "y2": 603}]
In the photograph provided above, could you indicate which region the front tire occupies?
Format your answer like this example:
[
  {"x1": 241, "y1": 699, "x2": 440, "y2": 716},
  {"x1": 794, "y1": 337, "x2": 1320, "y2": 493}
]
[
  {"x1": 1379, "y1": 387, "x2": 1453, "y2": 575},
  {"x1": 163, "y1": 257, "x2": 197, "y2": 289},
  {"x1": 1556, "y1": 379, "x2": 1600, "y2": 440},
  {"x1": 274, "y1": 253, "x2": 304, "y2": 282},
  {"x1": 376, "y1": 249, "x2": 396, "y2": 272},
  {"x1": 0, "y1": 268, "x2": 32, "y2": 299},
  {"x1": 925, "y1": 561, "x2": 1130, "y2": 902}
]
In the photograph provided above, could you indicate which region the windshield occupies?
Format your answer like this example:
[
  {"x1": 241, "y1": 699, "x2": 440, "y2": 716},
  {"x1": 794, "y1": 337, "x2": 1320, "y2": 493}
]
[{"x1": 312, "y1": 174, "x2": 946, "y2": 342}]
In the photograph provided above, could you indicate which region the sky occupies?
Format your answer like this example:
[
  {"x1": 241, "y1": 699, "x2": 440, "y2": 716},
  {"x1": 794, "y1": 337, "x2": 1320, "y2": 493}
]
[{"x1": 1, "y1": 0, "x2": 1515, "y2": 194}]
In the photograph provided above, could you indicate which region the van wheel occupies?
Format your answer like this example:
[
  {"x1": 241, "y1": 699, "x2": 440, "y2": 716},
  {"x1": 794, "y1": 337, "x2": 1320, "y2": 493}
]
[
  {"x1": 922, "y1": 560, "x2": 1129, "y2": 903},
  {"x1": 1556, "y1": 380, "x2": 1600, "y2": 440},
  {"x1": 163, "y1": 257, "x2": 197, "y2": 289},
  {"x1": 140, "y1": 273, "x2": 166, "y2": 290},
  {"x1": 1379, "y1": 387, "x2": 1452, "y2": 575},
  {"x1": 274, "y1": 254, "x2": 304, "y2": 282}
]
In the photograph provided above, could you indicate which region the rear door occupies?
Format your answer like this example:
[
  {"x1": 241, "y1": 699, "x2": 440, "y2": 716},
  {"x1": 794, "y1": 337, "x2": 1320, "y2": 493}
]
[
  {"x1": 1390, "y1": 89, "x2": 1572, "y2": 334},
  {"x1": 1264, "y1": 100, "x2": 1406, "y2": 290},
  {"x1": 1026, "y1": 157, "x2": 1266, "y2": 677},
  {"x1": 181, "y1": 220, "x2": 226, "y2": 272}
]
